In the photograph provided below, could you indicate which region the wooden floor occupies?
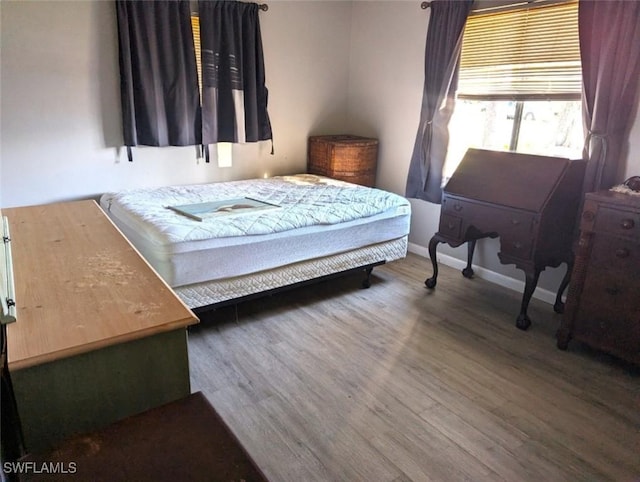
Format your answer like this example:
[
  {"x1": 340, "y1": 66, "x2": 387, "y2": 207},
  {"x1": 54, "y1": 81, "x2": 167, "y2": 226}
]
[{"x1": 188, "y1": 253, "x2": 640, "y2": 482}]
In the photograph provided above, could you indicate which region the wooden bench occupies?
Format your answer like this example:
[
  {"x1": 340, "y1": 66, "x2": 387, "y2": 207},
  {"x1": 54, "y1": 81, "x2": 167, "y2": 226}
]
[{"x1": 18, "y1": 392, "x2": 268, "y2": 481}]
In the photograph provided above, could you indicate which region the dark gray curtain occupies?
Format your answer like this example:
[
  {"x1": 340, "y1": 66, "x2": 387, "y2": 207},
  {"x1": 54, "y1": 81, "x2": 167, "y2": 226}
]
[
  {"x1": 579, "y1": 0, "x2": 640, "y2": 193},
  {"x1": 199, "y1": 1, "x2": 272, "y2": 145},
  {"x1": 116, "y1": 1, "x2": 201, "y2": 149},
  {"x1": 405, "y1": 0, "x2": 473, "y2": 204}
]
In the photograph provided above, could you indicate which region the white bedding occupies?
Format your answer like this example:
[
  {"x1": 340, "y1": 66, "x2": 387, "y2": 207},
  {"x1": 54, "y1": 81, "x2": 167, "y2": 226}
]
[
  {"x1": 101, "y1": 174, "x2": 408, "y2": 243},
  {"x1": 100, "y1": 174, "x2": 411, "y2": 306}
]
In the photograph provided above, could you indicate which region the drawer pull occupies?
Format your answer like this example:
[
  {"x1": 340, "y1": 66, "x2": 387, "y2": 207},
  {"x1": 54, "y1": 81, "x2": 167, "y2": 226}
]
[
  {"x1": 621, "y1": 219, "x2": 635, "y2": 230},
  {"x1": 454, "y1": 204, "x2": 463, "y2": 212},
  {"x1": 615, "y1": 248, "x2": 630, "y2": 258},
  {"x1": 511, "y1": 219, "x2": 521, "y2": 226},
  {"x1": 447, "y1": 222, "x2": 456, "y2": 230},
  {"x1": 513, "y1": 241, "x2": 522, "y2": 249}
]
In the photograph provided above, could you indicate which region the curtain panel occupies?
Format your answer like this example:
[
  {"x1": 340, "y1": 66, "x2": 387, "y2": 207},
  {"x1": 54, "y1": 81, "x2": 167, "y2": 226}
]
[
  {"x1": 579, "y1": 0, "x2": 640, "y2": 193},
  {"x1": 198, "y1": 1, "x2": 272, "y2": 145},
  {"x1": 405, "y1": 0, "x2": 473, "y2": 204},
  {"x1": 116, "y1": 0, "x2": 201, "y2": 149}
]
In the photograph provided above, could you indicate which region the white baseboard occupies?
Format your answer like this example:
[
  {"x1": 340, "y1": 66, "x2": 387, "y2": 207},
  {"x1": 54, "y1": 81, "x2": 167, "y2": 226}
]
[{"x1": 407, "y1": 242, "x2": 557, "y2": 306}]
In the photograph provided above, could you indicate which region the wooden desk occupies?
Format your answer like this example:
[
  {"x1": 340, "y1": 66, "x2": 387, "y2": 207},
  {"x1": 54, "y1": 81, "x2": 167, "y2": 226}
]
[
  {"x1": 426, "y1": 149, "x2": 586, "y2": 330},
  {"x1": 4, "y1": 200, "x2": 198, "y2": 453}
]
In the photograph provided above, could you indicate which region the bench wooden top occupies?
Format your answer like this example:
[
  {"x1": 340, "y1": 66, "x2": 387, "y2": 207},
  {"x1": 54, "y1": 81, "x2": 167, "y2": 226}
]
[{"x1": 4, "y1": 200, "x2": 198, "y2": 370}]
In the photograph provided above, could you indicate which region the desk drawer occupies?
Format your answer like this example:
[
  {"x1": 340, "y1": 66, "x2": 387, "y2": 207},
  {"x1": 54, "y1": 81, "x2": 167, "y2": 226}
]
[
  {"x1": 439, "y1": 214, "x2": 462, "y2": 239},
  {"x1": 443, "y1": 197, "x2": 534, "y2": 228},
  {"x1": 499, "y1": 205, "x2": 536, "y2": 259},
  {"x1": 500, "y1": 235, "x2": 534, "y2": 260},
  {"x1": 442, "y1": 197, "x2": 479, "y2": 218},
  {"x1": 442, "y1": 197, "x2": 535, "y2": 242}
]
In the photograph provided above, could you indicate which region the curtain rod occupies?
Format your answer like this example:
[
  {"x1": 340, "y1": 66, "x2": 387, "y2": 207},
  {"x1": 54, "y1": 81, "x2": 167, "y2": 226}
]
[
  {"x1": 421, "y1": 0, "x2": 571, "y2": 11},
  {"x1": 191, "y1": 3, "x2": 268, "y2": 14},
  {"x1": 470, "y1": 0, "x2": 574, "y2": 15}
]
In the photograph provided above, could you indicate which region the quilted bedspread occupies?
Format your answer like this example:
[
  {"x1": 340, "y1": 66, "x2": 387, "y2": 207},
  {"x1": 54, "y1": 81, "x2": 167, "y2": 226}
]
[{"x1": 101, "y1": 174, "x2": 411, "y2": 244}]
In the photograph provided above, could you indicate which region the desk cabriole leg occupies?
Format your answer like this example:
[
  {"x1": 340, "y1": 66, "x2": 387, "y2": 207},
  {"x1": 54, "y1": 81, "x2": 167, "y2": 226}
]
[
  {"x1": 516, "y1": 268, "x2": 540, "y2": 330},
  {"x1": 553, "y1": 261, "x2": 572, "y2": 314},
  {"x1": 425, "y1": 235, "x2": 442, "y2": 289},
  {"x1": 462, "y1": 240, "x2": 476, "y2": 278}
]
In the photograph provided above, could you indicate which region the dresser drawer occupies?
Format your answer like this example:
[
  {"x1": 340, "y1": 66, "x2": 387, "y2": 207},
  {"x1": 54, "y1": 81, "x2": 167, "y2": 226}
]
[
  {"x1": 593, "y1": 206, "x2": 639, "y2": 239},
  {"x1": 573, "y1": 270, "x2": 640, "y2": 359},
  {"x1": 589, "y1": 234, "x2": 640, "y2": 275}
]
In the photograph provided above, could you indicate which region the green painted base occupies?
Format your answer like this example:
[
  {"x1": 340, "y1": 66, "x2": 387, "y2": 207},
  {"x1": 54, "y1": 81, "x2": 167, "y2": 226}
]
[{"x1": 11, "y1": 329, "x2": 190, "y2": 454}]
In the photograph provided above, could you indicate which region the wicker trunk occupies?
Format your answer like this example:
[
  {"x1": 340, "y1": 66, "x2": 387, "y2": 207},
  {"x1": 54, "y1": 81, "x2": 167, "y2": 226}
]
[{"x1": 307, "y1": 135, "x2": 378, "y2": 187}]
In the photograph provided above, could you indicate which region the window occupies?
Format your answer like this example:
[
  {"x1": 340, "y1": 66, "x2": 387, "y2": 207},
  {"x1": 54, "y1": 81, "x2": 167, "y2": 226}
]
[
  {"x1": 117, "y1": 2, "x2": 270, "y2": 160},
  {"x1": 191, "y1": 15, "x2": 202, "y2": 94},
  {"x1": 445, "y1": 0, "x2": 582, "y2": 180}
]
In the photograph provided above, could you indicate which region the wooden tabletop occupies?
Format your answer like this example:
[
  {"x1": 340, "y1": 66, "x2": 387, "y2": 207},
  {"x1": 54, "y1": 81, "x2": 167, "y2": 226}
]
[{"x1": 4, "y1": 200, "x2": 198, "y2": 370}]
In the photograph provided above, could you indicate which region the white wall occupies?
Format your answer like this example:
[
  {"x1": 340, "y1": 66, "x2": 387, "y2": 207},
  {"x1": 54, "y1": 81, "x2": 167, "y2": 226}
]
[{"x1": 0, "y1": 0, "x2": 352, "y2": 208}]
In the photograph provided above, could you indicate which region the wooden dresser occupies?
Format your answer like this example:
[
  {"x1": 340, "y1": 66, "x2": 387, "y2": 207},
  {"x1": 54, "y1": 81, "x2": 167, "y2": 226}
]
[
  {"x1": 426, "y1": 148, "x2": 586, "y2": 330},
  {"x1": 307, "y1": 135, "x2": 378, "y2": 187},
  {"x1": 557, "y1": 190, "x2": 640, "y2": 364}
]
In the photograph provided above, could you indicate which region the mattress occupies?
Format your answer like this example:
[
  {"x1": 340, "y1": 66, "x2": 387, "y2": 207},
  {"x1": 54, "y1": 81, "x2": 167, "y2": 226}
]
[{"x1": 100, "y1": 174, "x2": 411, "y2": 289}]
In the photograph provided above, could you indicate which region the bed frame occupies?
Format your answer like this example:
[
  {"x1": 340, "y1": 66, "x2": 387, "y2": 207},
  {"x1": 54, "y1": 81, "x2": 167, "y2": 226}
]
[
  {"x1": 190, "y1": 262, "x2": 382, "y2": 314},
  {"x1": 178, "y1": 236, "x2": 408, "y2": 313}
]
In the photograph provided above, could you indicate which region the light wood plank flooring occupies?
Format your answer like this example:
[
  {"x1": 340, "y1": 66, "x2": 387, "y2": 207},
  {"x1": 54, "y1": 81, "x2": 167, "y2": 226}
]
[{"x1": 188, "y1": 253, "x2": 639, "y2": 482}]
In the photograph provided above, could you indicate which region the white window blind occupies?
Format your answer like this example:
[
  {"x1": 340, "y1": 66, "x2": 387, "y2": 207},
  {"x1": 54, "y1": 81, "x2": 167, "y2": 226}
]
[{"x1": 458, "y1": 0, "x2": 581, "y2": 100}]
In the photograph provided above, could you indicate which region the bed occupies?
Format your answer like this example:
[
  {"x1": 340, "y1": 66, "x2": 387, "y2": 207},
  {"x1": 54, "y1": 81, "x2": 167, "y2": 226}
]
[{"x1": 99, "y1": 174, "x2": 411, "y2": 311}]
